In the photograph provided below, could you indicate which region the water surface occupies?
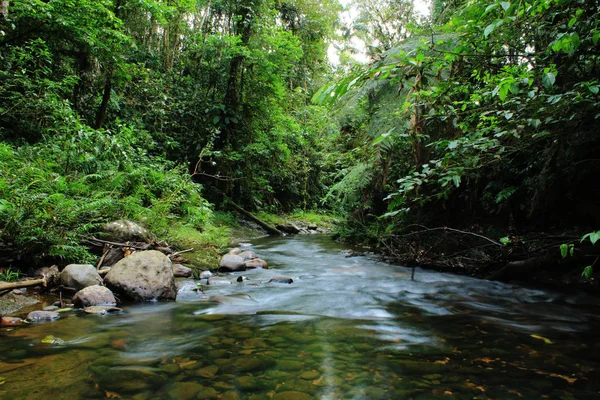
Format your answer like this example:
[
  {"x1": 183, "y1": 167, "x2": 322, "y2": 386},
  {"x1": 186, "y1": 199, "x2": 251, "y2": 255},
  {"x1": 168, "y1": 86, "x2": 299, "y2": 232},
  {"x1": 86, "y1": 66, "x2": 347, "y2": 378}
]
[{"x1": 1, "y1": 235, "x2": 600, "y2": 399}]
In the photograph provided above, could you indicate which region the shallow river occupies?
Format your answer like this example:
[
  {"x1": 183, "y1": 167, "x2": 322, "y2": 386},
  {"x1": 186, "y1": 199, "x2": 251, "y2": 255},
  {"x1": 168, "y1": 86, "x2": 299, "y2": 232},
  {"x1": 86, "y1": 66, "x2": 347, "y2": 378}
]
[{"x1": 2, "y1": 235, "x2": 600, "y2": 399}]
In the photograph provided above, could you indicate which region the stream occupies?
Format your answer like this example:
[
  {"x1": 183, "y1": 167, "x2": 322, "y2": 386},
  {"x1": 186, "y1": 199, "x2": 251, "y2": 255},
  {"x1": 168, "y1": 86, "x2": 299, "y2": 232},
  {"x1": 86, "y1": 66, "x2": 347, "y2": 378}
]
[{"x1": 1, "y1": 234, "x2": 600, "y2": 399}]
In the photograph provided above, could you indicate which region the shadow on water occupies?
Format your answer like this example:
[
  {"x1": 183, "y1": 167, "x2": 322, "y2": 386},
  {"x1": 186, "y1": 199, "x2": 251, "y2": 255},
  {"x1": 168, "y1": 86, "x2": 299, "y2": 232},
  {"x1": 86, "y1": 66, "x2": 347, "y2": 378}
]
[{"x1": 2, "y1": 234, "x2": 600, "y2": 399}]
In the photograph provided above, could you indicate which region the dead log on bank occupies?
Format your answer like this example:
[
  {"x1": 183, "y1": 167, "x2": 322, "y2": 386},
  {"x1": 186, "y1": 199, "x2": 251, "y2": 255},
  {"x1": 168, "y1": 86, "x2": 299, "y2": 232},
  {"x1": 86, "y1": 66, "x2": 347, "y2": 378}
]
[{"x1": 224, "y1": 197, "x2": 283, "y2": 236}]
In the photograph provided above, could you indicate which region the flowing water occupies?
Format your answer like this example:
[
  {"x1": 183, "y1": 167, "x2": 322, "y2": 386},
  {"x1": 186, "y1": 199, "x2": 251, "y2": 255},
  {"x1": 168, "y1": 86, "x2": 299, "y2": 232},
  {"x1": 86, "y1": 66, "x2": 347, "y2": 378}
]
[{"x1": 2, "y1": 235, "x2": 600, "y2": 399}]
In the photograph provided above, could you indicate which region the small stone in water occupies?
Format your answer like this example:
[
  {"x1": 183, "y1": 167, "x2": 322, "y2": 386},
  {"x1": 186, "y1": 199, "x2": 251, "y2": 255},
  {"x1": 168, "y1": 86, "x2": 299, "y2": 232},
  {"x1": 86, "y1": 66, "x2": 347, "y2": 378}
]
[
  {"x1": 236, "y1": 375, "x2": 260, "y2": 391},
  {"x1": 200, "y1": 270, "x2": 213, "y2": 279},
  {"x1": 41, "y1": 335, "x2": 65, "y2": 345},
  {"x1": 83, "y1": 306, "x2": 122, "y2": 315},
  {"x1": 268, "y1": 275, "x2": 293, "y2": 284},
  {"x1": 165, "y1": 381, "x2": 204, "y2": 400},
  {"x1": 273, "y1": 391, "x2": 313, "y2": 400},
  {"x1": 27, "y1": 310, "x2": 60, "y2": 322},
  {"x1": 198, "y1": 365, "x2": 219, "y2": 378},
  {"x1": 299, "y1": 370, "x2": 320, "y2": 380},
  {"x1": 196, "y1": 386, "x2": 219, "y2": 399},
  {"x1": 1, "y1": 316, "x2": 24, "y2": 326}
]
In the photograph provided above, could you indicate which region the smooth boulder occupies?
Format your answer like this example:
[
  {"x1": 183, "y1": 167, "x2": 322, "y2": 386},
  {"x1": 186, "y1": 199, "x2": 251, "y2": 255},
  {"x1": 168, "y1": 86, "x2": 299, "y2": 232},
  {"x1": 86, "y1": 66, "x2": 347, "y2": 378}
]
[
  {"x1": 73, "y1": 285, "x2": 117, "y2": 307},
  {"x1": 104, "y1": 250, "x2": 177, "y2": 301},
  {"x1": 219, "y1": 254, "x2": 246, "y2": 272},
  {"x1": 101, "y1": 220, "x2": 153, "y2": 242},
  {"x1": 61, "y1": 264, "x2": 102, "y2": 290},
  {"x1": 173, "y1": 264, "x2": 192, "y2": 278},
  {"x1": 27, "y1": 310, "x2": 60, "y2": 322},
  {"x1": 245, "y1": 258, "x2": 268, "y2": 269}
]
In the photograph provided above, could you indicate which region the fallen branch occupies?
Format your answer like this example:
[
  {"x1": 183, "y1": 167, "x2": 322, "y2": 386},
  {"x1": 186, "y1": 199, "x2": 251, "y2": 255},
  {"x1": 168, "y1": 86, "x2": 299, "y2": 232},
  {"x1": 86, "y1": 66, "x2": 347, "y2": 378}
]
[
  {"x1": 96, "y1": 245, "x2": 111, "y2": 270},
  {"x1": 390, "y1": 225, "x2": 503, "y2": 247},
  {"x1": 0, "y1": 278, "x2": 46, "y2": 292},
  {"x1": 487, "y1": 256, "x2": 552, "y2": 281},
  {"x1": 170, "y1": 248, "x2": 194, "y2": 257},
  {"x1": 85, "y1": 237, "x2": 149, "y2": 250},
  {"x1": 221, "y1": 194, "x2": 283, "y2": 236}
]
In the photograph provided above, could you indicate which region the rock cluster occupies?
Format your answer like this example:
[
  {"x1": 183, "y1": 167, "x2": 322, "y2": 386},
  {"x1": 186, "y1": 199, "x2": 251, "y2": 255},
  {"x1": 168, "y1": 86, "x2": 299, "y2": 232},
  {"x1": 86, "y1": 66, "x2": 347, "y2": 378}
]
[
  {"x1": 275, "y1": 221, "x2": 330, "y2": 235},
  {"x1": 219, "y1": 248, "x2": 269, "y2": 272}
]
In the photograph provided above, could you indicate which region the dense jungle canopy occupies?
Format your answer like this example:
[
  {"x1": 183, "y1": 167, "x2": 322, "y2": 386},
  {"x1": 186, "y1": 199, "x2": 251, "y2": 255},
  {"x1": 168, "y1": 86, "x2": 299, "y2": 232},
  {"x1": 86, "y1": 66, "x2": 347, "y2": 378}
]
[{"x1": 0, "y1": 0, "x2": 599, "y2": 287}]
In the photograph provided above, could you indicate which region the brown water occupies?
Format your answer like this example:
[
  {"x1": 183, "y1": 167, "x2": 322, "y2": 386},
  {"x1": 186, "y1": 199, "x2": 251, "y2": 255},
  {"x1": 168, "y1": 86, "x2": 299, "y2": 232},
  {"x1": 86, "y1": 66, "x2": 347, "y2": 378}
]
[{"x1": 1, "y1": 235, "x2": 600, "y2": 399}]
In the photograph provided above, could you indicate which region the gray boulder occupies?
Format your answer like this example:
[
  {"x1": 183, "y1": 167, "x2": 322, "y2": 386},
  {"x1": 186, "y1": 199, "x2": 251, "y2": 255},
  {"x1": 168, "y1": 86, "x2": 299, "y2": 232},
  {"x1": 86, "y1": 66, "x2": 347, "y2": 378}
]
[
  {"x1": 276, "y1": 223, "x2": 301, "y2": 234},
  {"x1": 104, "y1": 250, "x2": 177, "y2": 301},
  {"x1": 61, "y1": 264, "x2": 103, "y2": 290},
  {"x1": 172, "y1": 264, "x2": 192, "y2": 278},
  {"x1": 101, "y1": 220, "x2": 153, "y2": 242},
  {"x1": 219, "y1": 254, "x2": 246, "y2": 272},
  {"x1": 239, "y1": 250, "x2": 258, "y2": 260},
  {"x1": 73, "y1": 285, "x2": 117, "y2": 307},
  {"x1": 27, "y1": 310, "x2": 60, "y2": 322}
]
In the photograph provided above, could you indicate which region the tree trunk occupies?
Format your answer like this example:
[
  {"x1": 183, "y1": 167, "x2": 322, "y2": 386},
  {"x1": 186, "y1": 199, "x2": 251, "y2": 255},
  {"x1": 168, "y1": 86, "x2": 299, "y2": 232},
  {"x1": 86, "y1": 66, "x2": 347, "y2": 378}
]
[
  {"x1": 94, "y1": 68, "x2": 113, "y2": 129},
  {"x1": 1, "y1": 0, "x2": 8, "y2": 18}
]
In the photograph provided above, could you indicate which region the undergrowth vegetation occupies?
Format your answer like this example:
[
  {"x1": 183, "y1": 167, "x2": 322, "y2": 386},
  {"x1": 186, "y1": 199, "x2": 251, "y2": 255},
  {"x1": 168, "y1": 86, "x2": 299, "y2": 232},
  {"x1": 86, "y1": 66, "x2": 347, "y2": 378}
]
[{"x1": 0, "y1": 118, "x2": 225, "y2": 267}]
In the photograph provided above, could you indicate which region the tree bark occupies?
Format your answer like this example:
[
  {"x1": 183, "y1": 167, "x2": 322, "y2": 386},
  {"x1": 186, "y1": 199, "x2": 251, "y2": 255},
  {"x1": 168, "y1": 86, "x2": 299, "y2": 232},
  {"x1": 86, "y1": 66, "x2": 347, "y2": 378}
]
[{"x1": 94, "y1": 68, "x2": 113, "y2": 129}]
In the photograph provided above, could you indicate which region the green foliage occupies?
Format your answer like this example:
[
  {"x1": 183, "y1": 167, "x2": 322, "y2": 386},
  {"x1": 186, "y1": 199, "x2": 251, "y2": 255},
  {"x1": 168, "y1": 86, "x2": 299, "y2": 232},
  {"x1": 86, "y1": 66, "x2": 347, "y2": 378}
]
[
  {"x1": 559, "y1": 243, "x2": 574, "y2": 259},
  {"x1": 0, "y1": 267, "x2": 22, "y2": 282},
  {"x1": 0, "y1": 110, "x2": 216, "y2": 265},
  {"x1": 317, "y1": 0, "x2": 600, "y2": 244}
]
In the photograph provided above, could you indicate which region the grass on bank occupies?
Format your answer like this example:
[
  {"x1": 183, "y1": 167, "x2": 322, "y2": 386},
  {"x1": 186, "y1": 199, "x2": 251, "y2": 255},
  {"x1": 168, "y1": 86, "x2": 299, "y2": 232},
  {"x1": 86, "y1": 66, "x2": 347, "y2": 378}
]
[{"x1": 254, "y1": 211, "x2": 339, "y2": 230}]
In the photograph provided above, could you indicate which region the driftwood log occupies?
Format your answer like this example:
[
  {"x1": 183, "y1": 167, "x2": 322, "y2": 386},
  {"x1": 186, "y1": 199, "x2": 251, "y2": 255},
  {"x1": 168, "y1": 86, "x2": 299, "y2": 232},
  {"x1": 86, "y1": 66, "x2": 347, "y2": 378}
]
[
  {"x1": 221, "y1": 193, "x2": 283, "y2": 235},
  {"x1": 0, "y1": 265, "x2": 60, "y2": 292}
]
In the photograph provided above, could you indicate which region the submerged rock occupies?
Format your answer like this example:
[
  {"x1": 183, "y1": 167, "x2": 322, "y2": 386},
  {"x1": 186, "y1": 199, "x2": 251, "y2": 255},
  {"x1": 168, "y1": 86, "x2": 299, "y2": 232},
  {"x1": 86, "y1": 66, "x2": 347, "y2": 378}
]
[
  {"x1": 27, "y1": 310, "x2": 60, "y2": 322},
  {"x1": 269, "y1": 276, "x2": 294, "y2": 284},
  {"x1": 1, "y1": 316, "x2": 24, "y2": 326},
  {"x1": 105, "y1": 250, "x2": 177, "y2": 301},
  {"x1": 219, "y1": 254, "x2": 246, "y2": 272},
  {"x1": 61, "y1": 264, "x2": 103, "y2": 290},
  {"x1": 273, "y1": 391, "x2": 313, "y2": 400},
  {"x1": 83, "y1": 306, "x2": 122, "y2": 315},
  {"x1": 41, "y1": 335, "x2": 65, "y2": 345},
  {"x1": 207, "y1": 277, "x2": 233, "y2": 286},
  {"x1": 165, "y1": 382, "x2": 204, "y2": 400},
  {"x1": 176, "y1": 280, "x2": 206, "y2": 301},
  {"x1": 197, "y1": 365, "x2": 219, "y2": 378},
  {"x1": 96, "y1": 366, "x2": 167, "y2": 393},
  {"x1": 73, "y1": 285, "x2": 117, "y2": 307},
  {"x1": 0, "y1": 292, "x2": 40, "y2": 316}
]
